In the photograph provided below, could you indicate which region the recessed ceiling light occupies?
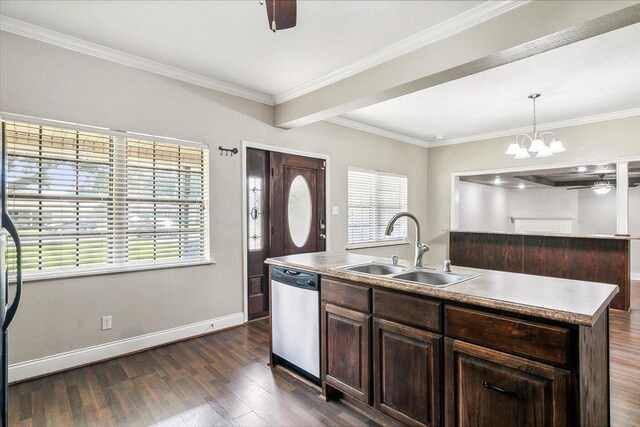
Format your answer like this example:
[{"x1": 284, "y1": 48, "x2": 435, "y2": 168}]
[
  {"x1": 435, "y1": 135, "x2": 444, "y2": 140},
  {"x1": 518, "y1": 183, "x2": 525, "y2": 189},
  {"x1": 494, "y1": 177, "x2": 502, "y2": 185},
  {"x1": 577, "y1": 166, "x2": 587, "y2": 173}
]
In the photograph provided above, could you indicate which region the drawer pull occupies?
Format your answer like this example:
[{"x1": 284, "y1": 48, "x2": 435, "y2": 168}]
[{"x1": 482, "y1": 381, "x2": 515, "y2": 397}]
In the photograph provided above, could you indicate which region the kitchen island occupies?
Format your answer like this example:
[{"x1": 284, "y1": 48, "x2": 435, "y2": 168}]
[{"x1": 265, "y1": 252, "x2": 618, "y2": 427}]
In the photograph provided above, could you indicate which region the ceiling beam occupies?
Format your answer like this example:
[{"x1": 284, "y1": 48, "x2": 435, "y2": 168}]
[
  {"x1": 515, "y1": 175, "x2": 556, "y2": 187},
  {"x1": 275, "y1": 1, "x2": 640, "y2": 129}
]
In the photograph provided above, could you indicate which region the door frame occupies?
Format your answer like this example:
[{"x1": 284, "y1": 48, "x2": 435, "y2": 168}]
[{"x1": 241, "y1": 140, "x2": 331, "y2": 322}]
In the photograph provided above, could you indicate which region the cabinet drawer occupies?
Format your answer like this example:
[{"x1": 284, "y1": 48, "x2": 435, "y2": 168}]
[
  {"x1": 321, "y1": 278, "x2": 371, "y2": 313},
  {"x1": 445, "y1": 338, "x2": 569, "y2": 426},
  {"x1": 445, "y1": 306, "x2": 570, "y2": 365},
  {"x1": 373, "y1": 289, "x2": 441, "y2": 332}
]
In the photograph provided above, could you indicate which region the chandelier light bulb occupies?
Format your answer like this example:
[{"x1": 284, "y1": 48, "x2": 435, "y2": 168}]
[
  {"x1": 529, "y1": 138, "x2": 545, "y2": 153},
  {"x1": 514, "y1": 146, "x2": 531, "y2": 159},
  {"x1": 550, "y1": 139, "x2": 566, "y2": 153},
  {"x1": 536, "y1": 144, "x2": 553, "y2": 158},
  {"x1": 505, "y1": 142, "x2": 520, "y2": 155}
]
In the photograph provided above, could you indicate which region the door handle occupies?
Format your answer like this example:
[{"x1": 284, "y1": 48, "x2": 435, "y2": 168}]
[
  {"x1": 250, "y1": 207, "x2": 258, "y2": 220},
  {"x1": 2, "y1": 211, "x2": 22, "y2": 329}
]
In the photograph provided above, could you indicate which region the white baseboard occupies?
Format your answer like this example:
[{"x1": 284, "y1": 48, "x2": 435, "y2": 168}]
[
  {"x1": 9, "y1": 312, "x2": 244, "y2": 383},
  {"x1": 632, "y1": 273, "x2": 640, "y2": 281}
]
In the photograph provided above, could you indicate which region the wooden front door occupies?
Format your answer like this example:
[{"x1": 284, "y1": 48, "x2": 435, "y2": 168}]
[
  {"x1": 270, "y1": 152, "x2": 326, "y2": 257},
  {"x1": 245, "y1": 150, "x2": 326, "y2": 320}
]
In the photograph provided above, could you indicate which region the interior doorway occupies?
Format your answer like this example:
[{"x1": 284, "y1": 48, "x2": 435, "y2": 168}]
[{"x1": 244, "y1": 146, "x2": 327, "y2": 320}]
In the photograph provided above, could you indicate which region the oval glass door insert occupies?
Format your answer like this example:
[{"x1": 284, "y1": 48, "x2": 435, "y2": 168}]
[{"x1": 288, "y1": 175, "x2": 313, "y2": 247}]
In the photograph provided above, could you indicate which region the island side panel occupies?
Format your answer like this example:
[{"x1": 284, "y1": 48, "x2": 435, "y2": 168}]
[{"x1": 578, "y1": 308, "x2": 610, "y2": 426}]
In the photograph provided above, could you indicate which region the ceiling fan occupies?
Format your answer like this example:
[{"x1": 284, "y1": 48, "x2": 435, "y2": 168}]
[
  {"x1": 259, "y1": 0, "x2": 296, "y2": 32},
  {"x1": 566, "y1": 174, "x2": 639, "y2": 195}
]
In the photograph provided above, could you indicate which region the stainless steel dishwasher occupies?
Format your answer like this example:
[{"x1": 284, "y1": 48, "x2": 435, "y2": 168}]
[{"x1": 271, "y1": 266, "x2": 320, "y2": 384}]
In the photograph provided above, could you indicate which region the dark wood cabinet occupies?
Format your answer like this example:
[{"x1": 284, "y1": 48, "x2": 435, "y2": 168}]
[
  {"x1": 445, "y1": 338, "x2": 570, "y2": 427},
  {"x1": 373, "y1": 318, "x2": 442, "y2": 427},
  {"x1": 322, "y1": 302, "x2": 371, "y2": 403},
  {"x1": 307, "y1": 272, "x2": 609, "y2": 426}
]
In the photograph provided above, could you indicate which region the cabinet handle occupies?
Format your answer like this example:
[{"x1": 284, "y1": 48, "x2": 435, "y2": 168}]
[{"x1": 482, "y1": 381, "x2": 516, "y2": 397}]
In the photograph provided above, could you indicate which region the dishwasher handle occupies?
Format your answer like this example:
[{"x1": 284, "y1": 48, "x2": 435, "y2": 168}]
[{"x1": 271, "y1": 266, "x2": 319, "y2": 290}]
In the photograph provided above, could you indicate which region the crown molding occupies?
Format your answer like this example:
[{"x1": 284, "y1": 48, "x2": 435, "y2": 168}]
[
  {"x1": 273, "y1": 1, "x2": 529, "y2": 104},
  {"x1": 326, "y1": 117, "x2": 430, "y2": 148},
  {"x1": 0, "y1": 16, "x2": 275, "y2": 106},
  {"x1": 329, "y1": 107, "x2": 640, "y2": 149},
  {"x1": 435, "y1": 107, "x2": 640, "y2": 147},
  {"x1": 1, "y1": 2, "x2": 527, "y2": 108}
]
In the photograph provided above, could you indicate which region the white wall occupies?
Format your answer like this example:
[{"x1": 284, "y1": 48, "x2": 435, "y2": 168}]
[
  {"x1": 428, "y1": 115, "x2": 640, "y2": 264},
  {"x1": 578, "y1": 188, "x2": 618, "y2": 235},
  {"x1": 457, "y1": 181, "x2": 510, "y2": 232},
  {"x1": 630, "y1": 187, "x2": 640, "y2": 278},
  {"x1": 508, "y1": 187, "x2": 578, "y2": 228},
  {"x1": 1, "y1": 32, "x2": 429, "y2": 367},
  {"x1": 457, "y1": 183, "x2": 622, "y2": 237}
]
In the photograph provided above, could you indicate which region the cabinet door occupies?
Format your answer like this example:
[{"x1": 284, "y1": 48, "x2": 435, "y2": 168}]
[
  {"x1": 445, "y1": 338, "x2": 569, "y2": 427},
  {"x1": 322, "y1": 303, "x2": 371, "y2": 403},
  {"x1": 373, "y1": 319, "x2": 442, "y2": 427}
]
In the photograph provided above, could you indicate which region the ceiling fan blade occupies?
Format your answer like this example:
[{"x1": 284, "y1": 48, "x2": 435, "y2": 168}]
[{"x1": 266, "y1": 0, "x2": 296, "y2": 31}]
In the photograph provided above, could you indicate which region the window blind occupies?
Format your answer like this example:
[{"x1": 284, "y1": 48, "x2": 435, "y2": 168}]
[
  {"x1": 3, "y1": 120, "x2": 209, "y2": 278},
  {"x1": 348, "y1": 168, "x2": 408, "y2": 246}
]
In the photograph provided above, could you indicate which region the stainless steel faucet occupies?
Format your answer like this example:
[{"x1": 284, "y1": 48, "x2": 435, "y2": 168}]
[{"x1": 384, "y1": 212, "x2": 429, "y2": 267}]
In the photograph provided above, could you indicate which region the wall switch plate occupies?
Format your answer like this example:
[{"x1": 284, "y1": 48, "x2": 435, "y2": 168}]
[
  {"x1": 102, "y1": 315, "x2": 112, "y2": 330},
  {"x1": 332, "y1": 206, "x2": 339, "y2": 215}
]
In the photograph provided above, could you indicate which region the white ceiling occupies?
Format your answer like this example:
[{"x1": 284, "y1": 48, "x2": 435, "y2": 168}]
[
  {"x1": 341, "y1": 23, "x2": 640, "y2": 145},
  {"x1": 0, "y1": 0, "x2": 481, "y2": 97}
]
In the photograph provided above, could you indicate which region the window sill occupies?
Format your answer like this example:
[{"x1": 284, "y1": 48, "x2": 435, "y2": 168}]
[
  {"x1": 9, "y1": 259, "x2": 216, "y2": 284},
  {"x1": 346, "y1": 240, "x2": 410, "y2": 250}
]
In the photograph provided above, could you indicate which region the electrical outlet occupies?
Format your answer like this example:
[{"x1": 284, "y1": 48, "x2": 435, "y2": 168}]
[
  {"x1": 102, "y1": 315, "x2": 112, "y2": 330},
  {"x1": 332, "y1": 206, "x2": 339, "y2": 215}
]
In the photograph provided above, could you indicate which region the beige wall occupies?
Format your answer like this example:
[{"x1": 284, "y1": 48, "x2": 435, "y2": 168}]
[
  {"x1": 427, "y1": 115, "x2": 640, "y2": 263},
  {"x1": 0, "y1": 32, "x2": 428, "y2": 364}
]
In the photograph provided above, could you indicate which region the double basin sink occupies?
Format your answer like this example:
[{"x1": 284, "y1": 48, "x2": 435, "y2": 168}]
[{"x1": 336, "y1": 262, "x2": 481, "y2": 287}]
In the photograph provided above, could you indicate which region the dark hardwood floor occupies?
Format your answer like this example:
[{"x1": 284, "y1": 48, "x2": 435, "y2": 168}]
[{"x1": 8, "y1": 308, "x2": 640, "y2": 426}]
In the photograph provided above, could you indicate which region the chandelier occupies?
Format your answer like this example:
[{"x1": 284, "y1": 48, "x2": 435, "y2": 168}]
[{"x1": 505, "y1": 94, "x2": 566, "y2": 159}]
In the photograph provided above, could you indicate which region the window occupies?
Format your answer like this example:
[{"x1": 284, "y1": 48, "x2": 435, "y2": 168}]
[
  {"x1": 4, "y1": 119, "x2": 209, "y2": 279},
  {"x1": 348, "y1": 168, "x2": 408, "y2": 246}
]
